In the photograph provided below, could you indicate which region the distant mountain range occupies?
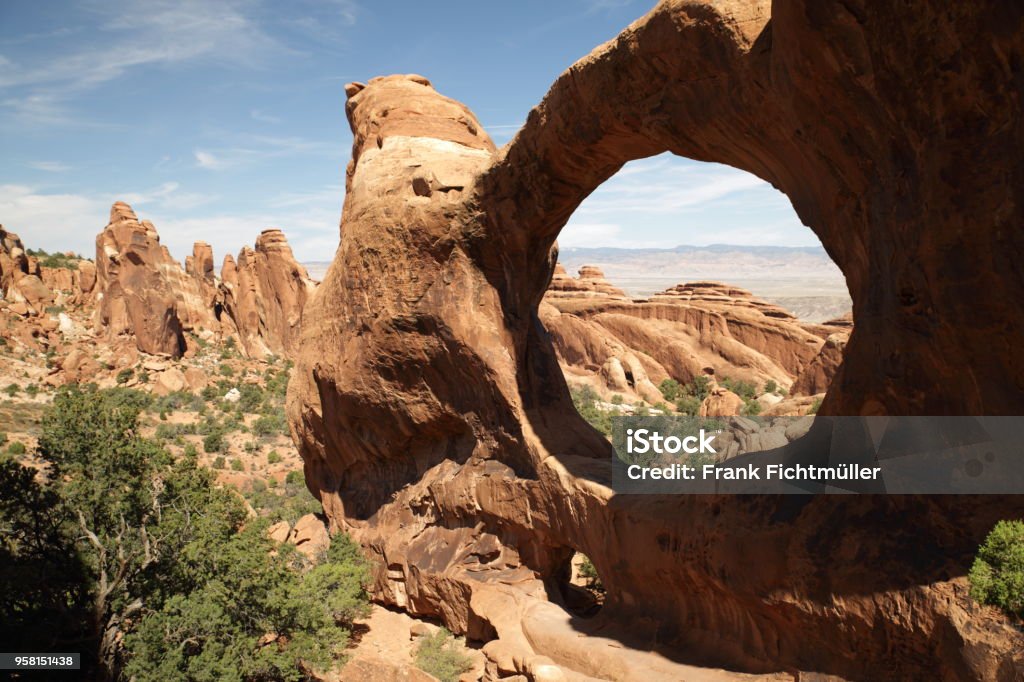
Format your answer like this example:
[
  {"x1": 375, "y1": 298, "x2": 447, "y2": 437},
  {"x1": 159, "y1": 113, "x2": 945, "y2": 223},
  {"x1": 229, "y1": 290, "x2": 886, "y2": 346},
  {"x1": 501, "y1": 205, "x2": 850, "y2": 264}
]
[{"x1": 305, "y1": 244, "x2": 853, "y2": 322}]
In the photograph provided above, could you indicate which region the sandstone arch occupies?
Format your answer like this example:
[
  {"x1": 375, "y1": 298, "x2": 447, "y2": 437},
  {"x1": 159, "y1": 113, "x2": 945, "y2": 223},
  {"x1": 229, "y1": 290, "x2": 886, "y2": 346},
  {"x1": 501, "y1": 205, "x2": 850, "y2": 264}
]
[{"x1": 289, "y1": 2, "x2": 1024, "y2": 679}]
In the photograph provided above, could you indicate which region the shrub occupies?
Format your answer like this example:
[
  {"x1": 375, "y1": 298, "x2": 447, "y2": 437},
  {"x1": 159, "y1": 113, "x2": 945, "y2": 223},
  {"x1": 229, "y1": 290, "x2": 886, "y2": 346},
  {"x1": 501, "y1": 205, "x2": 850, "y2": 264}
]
[
  {"x1": 253, "y1": 413, "x2": 288, "y2": 438},
  {"x1": 7, "y1": 441, "x2": 26, "y2": 456},
  {"x1": 720, "y1": 377, "x2": 756, "y2": 400},
  {"x1": 808, "y1": 398, "x2": 823, "y2": 415},
  {"x1": 658, "y1": 379, "x2": 681, "y2": 402},
  {"x1": 414, "y1": 628, "x2": 473, "y2": 682},
  {"x1": 570, "y1": 385, "x2": 612, "y2": 436},
  {"x1": 243, "y1": 440, "x2": 258, "y2": 454},
  {"x1": 230, "y1": 459, "x2": 244, "y2": 472},
  {"x1": 285, "y1": 470, "x2": 303, "y2": 485},
  {"x1": 969, "y1": 520, "x2": 1024, "y2": 618},
  {"x1": 24, "y1": 384, "x2": 39, "y2": 398},
  {"x1": 4, "y1": 383, "x2": 19, "y2": 397},
  {"x1": 741, "y1": 399, "x2": 762, "y2": 416},
  {"x1": 578, "y1": 554, "x2": 603, "y2": 591},
  {"x1": 211, "y1": 456, "x2": 226, "y2": 470},
  {"x1": 267, "y1": 450, "x2": 282, "y2": 464},
  {"x1": 219, "y1": 364, "x2": 235, "y2": 377},
  {"x1": 764, "y1": 379, "x2": 778, "y2": 395},
  {"x1": 686, "y1": 375, "x2": 712, "y2": 401},
  {"x1": 610, "y1": 394, "x2": 624, "y2": 405},
  {"x1": 203, "y1": 429, "x2": 226, "y2": 454},
  {"x1": 674, "y1": 395, "x2": 701, "y2": 416},
  {"x1": 0, "y1": 432, "x2": 7, "y2": 446}
]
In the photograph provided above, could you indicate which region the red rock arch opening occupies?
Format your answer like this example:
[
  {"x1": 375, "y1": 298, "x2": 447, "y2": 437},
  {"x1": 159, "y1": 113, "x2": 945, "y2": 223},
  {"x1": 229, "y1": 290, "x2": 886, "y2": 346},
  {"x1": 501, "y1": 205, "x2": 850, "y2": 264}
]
[
  {"x1": 288, "y1": 2, "x2": 1024, "y2": 679},
  {"x1": 544, "y1": 155, "x2": 853, "y2": 423}
]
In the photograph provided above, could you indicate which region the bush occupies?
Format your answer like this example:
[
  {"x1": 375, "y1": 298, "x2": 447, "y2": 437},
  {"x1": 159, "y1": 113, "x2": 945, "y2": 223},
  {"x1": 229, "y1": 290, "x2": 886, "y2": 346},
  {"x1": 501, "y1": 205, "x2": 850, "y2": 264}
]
[
  {"x1": 720, "y1": 377, "x2": 756, "y2": 400},
  {"x1": 686, "y1": 375, "x2": 712, "y2": 401},
  {"x1": 4, "y1": 383, "x2": 19, "y2": 397},
  {"x1": 7, "y1": 441, "x2": 26, "y2": 456},
  {"x1": 0, "y1": 432, "x2": 6, "y2": 446},
  {"x1": 741, "y1": 399, "x2": 762, "y2": 416},
  {"x1": 243, "y1": 440, "x2": 258, "y2": 454},
  {"x1": 570, "y1": 385, "x2": 612, "y2": 436},
  {"x1": 578, "y1": 554, "x2": 603, "y2": 591},
  {"x1": 764, "y1": 379, "x2": 778, "y2": 394},
  {"x1": 253, "y1": 413, "x2": 288, "y2": 438},
  {"x1": 414, "y1": 628, "x2": 473, "y2": 682},
  {"x1": 674, "y1": 395, "x2": 701, "y2": 416},
  {"x1": 203, "y1": 430, "x2": 226, "y2": 454},
  {"x1": 267, "y1": 450, "x2": 282, "y2": 464},
  {"x1": 285, "y1": 470, "x2": 303, "y2": 485},
  {"x1": 219, "y1": 364, "x2": 235, "y2": 377},
  {"x1": 211, "y1": 456, "x2": 226, "y2": 470},
  {"x1": 969, "y1": 520, "x2": 1024, "y2": 618},
  {"x1": 808, "y1": 398, "x2": 823, "y2": 415},
  {"x1": 24, "y1": 384, "x2": 39, "y2": 398},
  {"x1": 230, "y1": 459, "x2": 244, "y2": 472},
  {"x1": 659, "y1": 379, "x2": 681, "y2": 402}
]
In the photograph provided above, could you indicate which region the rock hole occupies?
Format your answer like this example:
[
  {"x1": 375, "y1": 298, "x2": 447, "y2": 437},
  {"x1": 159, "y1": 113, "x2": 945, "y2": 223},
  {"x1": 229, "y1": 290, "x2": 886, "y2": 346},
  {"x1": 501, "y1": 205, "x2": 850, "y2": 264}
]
[{"x1": 556, "y1": 551, "x2": 604, "y2": 618}]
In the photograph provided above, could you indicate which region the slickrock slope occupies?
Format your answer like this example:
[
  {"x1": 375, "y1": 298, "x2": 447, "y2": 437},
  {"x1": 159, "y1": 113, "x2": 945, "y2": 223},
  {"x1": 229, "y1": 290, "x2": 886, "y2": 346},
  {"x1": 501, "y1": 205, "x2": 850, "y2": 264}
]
[
  {"x1": 220, "y1": 229, "x2": 316, "y2": 359},
  {"x1": 288, "y1": 2, "x2": 1024, "y2": 679}
]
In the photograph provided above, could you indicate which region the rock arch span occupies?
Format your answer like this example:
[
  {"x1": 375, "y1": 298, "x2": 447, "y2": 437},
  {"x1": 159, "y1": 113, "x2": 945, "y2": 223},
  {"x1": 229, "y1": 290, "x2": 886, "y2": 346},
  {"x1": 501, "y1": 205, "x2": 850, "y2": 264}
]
[{"x1": 288, "y1": 2, "x2": 1024, "y2": 679}]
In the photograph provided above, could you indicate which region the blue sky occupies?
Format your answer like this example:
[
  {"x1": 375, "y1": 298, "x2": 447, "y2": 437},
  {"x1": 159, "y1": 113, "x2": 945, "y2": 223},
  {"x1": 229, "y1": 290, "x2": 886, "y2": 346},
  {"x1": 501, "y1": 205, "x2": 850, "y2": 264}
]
[{"x1": 0, "y1": 0, "x2": 814, "y2": 264}]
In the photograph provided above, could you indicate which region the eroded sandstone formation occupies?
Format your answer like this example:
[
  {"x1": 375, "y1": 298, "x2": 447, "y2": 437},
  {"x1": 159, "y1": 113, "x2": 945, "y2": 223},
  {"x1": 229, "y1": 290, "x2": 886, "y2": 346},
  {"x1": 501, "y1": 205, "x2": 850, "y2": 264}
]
[
  {"x1": 94, "y1": 203, "x2": 212, "y2": 356},
  {"x1": 92, "y1": 203, "x2": 313, "y2": 359},
  {"x1": 288, "y1": 2, "x2": 1024, "y2": 680},
  {"x1": 219, "y1": 229, "x2": 316, "y2": 359},
  {"x1": 543, "y1": 270, "x2": 841, "y2": 404}
]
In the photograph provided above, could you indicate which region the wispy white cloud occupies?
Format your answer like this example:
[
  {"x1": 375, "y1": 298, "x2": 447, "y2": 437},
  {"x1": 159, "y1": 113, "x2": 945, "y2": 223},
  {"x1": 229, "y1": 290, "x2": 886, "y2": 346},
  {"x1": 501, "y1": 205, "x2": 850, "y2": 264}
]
[
  {"x1": 194, "y1": 133, "x2": 338, "y2": 170},
  {"x1": 0, "y1": 0, "x2": 312, "y2": 127},
  {"x1": 28, "y1": 161, "x2": 71, "y2": 172},
  {"x1": 0, "y1": 1, "x2": 285, "y2": 91},
  {"x1": 250, "y1": 109, "x2": 281, "y2": 124},
  {"x1": 194, "y1": 150, "x2": 224, "y2": 170},
  {"x1": 560, "y1": 154, "x2": 814, "y2": 248}
]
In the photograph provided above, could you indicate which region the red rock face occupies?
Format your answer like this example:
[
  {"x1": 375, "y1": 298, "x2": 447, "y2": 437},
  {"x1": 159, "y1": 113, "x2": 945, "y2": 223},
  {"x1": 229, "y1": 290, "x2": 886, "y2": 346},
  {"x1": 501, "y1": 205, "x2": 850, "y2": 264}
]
[
  {"x1": 219, "y1": 229, "x2": 316, "y2": 358},
  {"x1": 0, "y1": 226, "x2": 41, "y2": 303},
  {"x1": 544, "y1": 272, "x2": 838, "y2": 399},
  {"x1": 287, "y1": 3, "x2": 1024, "y2": 679},
  {"x1": 94, "y1": 203, "x2": 207, "y2": 356},
  {"x1": 92, "y1": 204, "x2": 313, "y2": 359}
]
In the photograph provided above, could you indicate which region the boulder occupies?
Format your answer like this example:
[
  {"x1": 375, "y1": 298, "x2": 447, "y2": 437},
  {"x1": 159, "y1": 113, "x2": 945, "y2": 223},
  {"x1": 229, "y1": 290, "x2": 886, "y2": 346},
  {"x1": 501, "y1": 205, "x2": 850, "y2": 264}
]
[
  {"x1": 699, "y1": 387, "x2": 745, "y2": 417},
  {"x1": 287, "y1": 513, "x2": 330, "y2": 560},
  {"x1": 267, "y1": 521, "x2": 291, "y2": 544},
  {"x1": 153, "y1": 368, "x2": 186, "y2": 396}
]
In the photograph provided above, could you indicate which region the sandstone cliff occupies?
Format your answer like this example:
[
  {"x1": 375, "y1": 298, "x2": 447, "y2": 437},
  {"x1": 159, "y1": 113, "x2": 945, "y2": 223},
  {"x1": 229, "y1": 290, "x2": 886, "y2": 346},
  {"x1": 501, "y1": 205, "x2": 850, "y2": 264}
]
[
  {"x1": 286, "y1": 1, "x2": 1024, "y2": 679},
  {"x1": 92, "y1": 204, "x2": 313, "y2": 359},
  {"x1": 94, "y1": 203, "x2": 214, "y2": 356},
  {"x1": 220, "y1": 229, "x2": 316, "y2": 359}
]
